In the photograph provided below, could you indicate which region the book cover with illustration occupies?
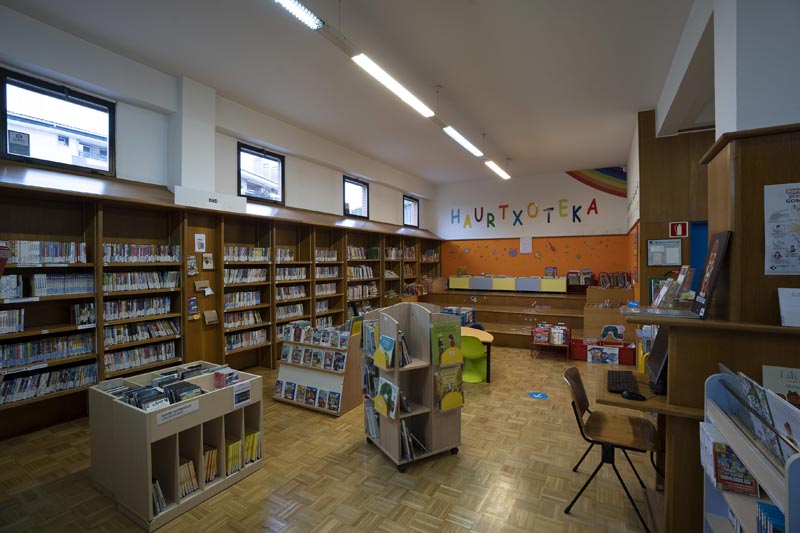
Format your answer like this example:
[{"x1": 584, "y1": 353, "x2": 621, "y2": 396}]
[
  {"x1": 322, "y1": 350, "x2": 334, "y2": 370},
  {"x1": 305, "y1": 386, "x2": 318, "y2": 406},
  {"x1": 311, "y1": 349, "x2": 323, "y2": 368},
  {"x1": 763, "y1": 365, "x2": 800, "y2": 409},
  {"x1": 764, "y1": 389, "x2": 800, "y2": 465},
  {"x1": 302, "y1": 348, "x2": 313, "y2": 366},
  {"x1": 301, "y1": 326, "x2": 313, "y2": 344},
  {"x1": 434, "y1": 366, "x2": 464, "y2": 411},
  {"x1": 295, "y1": 384, "x2": 306, "y2": 403},
  {"x1": 333, "y1": 351, "x2": 346, "y2": 372},
  {"x1": 738, "y1": 372, "x2": 783, "y2": 462},
  {"x1": 691, "y1": 231, "x2": 731, "y2": 318},
  {"x1": 317, "y1": 389, "x2": 329, "y2": 409},
  {"x1": 430, "y1": 320, "x2": 463, "y2": 365},
  {"x1": 374, "y1": 377, "x2": 398, "y2": 419},
  {"x1": 327, "y1": 391, "x2": 341, "y2": 412},
  {"x1": 291, "y1": 345, "x2": 302, "y2": 364},
  {"x1": 374, "y1": 334, "x2": 395, "y2": 369},
  {"x1": 280, "y1": 343, "x2": 291, "y2": 362},
  {"x1": 274, "y1": 380, "x2": 284, "y2": 397},
  {"x1": 283, "y1": 382, "x2": 296, "y2": 401},
  {"x1": 339, "y1": 331, "x2": 350, "y2": 349},
  {"x1": 712, "y1": 441, "x2": 759, "y2": 497}
]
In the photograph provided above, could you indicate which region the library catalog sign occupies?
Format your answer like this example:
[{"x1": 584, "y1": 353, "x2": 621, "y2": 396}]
[
  {"x1": 433, "y1": 169, "x2": 628, "y2": 240},
  {"x1": 765, "y1": 182, "x2": 800, "y2": 275}
]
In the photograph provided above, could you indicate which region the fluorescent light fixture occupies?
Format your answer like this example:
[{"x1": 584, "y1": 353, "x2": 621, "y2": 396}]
[
  {"x1": 443, "y1": 126, "x2": 483, "y2": 157},
  {"x1": 351, "y1": 53, "x2": 434, "y2": 118},
  {"x1": 485, "y1": 160, "x2": 511, "y2": 180},
  {"x1": 275, "y1": 0, "x2": 324, "y2": 30}
]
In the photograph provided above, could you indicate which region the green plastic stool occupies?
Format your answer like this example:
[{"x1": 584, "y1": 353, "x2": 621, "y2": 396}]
[{"x1": 461, "y1": 335, "x2": 487, "y2": 383}]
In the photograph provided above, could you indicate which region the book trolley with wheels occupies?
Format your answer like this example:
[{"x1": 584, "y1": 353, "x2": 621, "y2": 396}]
[
  {"x1": 361, "y1": 302, "x2": 462, "y2": 472},
  {"x1": 703, "y1": 374, "x2": 799, "y2": 532},
  {"x1": 89, "y1": 361, "x2": 263, "y2": 532}
]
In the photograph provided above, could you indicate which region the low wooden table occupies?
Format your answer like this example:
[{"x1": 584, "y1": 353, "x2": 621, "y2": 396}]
[{"x1": 461, "y1": 327, "x2": 494, "y2": 383}]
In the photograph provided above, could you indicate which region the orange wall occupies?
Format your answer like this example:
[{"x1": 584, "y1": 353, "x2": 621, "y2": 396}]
[{"x1": 442, "y1": 235, "x2": 631, "y2": 279}]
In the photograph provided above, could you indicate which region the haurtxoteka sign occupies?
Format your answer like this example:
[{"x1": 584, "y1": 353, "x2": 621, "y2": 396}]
[{"x1": 433, "y1": 168, "x2": 629, "y2": 240}]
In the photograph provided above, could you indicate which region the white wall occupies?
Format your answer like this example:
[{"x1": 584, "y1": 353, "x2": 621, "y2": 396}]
[
  {"x1": 627, "y1": 121, "x2": 641, "y2": 231},
  {"x1": 116, "y1": 103, "x2": 168, "y2": 185},
  {"x1": 432, "y1": 172, "x2": 628, "y2": 240}
]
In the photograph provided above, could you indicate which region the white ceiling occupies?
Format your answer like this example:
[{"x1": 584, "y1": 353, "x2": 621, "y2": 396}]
[{"x1": 0, "y1": 0, "x2": 694, "y2": 185}]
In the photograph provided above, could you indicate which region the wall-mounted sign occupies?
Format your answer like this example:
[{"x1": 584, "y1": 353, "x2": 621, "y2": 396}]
[
  {"x1": 647, "y1": 239, "x2": 682, "y2": 266},
  {"x1": 669, "y1": 221, "x2": 688, "y2": 238}
]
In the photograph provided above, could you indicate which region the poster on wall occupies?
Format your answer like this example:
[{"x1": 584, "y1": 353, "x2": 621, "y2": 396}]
[
  {"x1": 764, "y1": 183, "x2": 800, "y2": 275},
  {"x1": 519, "y1": 237, "x2": 532, "y2": 254}
]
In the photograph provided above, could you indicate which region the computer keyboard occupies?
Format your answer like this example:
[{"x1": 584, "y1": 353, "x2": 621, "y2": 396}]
[{"x1": 607, "y1": 370, "x2": 639, "y2": 394}]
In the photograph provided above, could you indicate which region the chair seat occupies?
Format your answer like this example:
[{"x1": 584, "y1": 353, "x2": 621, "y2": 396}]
[{"x1": 583, "y1": 410, "x2": 658, "y2": 451}]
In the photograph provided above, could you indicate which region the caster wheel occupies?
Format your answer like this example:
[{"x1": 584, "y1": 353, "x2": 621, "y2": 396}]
[
  {"x1": 450, "y1": 447, "x2": 459, "y2": 455},
  {"x1": 397, "y1": 464, "x2": 407, "y2": 473},
  {"x1": 366, "y1": 437, "x2": 371, "y2": 444}
]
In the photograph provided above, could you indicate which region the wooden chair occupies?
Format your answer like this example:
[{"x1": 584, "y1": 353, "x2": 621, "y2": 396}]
[{"x1": 562, "y1": 367, "x2": 658, "y2": 532}]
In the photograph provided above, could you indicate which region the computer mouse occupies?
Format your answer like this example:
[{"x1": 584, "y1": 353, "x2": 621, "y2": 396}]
[{"x1": 621, "y1": 390, "x2": 647, "y2": 401}]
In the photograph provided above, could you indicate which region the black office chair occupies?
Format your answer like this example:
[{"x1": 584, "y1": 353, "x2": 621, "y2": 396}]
[
  {"x1": 469, "y1": 322, "x2": 485, "y2": 330},
  {"x1": 563, "y1": 367, "x2": 658, "y2": 532}
]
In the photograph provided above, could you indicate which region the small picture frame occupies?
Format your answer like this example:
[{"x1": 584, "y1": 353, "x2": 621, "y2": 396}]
[
  {"x1": 194, "y1": 234, "x2": 206, "y2": 253},
  {"x1": 202, "y1": 253, "x2": 214, "y2": 270}
]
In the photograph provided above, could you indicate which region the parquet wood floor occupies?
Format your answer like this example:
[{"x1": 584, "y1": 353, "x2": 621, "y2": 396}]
[{"x1": 0, "y1": 348, "x2": 656, "y2": 532}]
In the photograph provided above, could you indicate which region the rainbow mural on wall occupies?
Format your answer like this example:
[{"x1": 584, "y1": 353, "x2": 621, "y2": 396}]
[{"x1": 566, "y1": 166, "x2": 627, "y2": 198}]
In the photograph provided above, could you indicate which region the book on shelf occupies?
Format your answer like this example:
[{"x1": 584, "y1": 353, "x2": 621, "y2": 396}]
[
  {"x1": 178, "y1": 456, "x2": 199, "y2": 498},
  {"x1": 283, "y1": 382, "x2": 296, "y2": 400},
  {"x1": 430, "y1": 320, "x2": 462, "y2": 365},
  {"x1": 434, "y1": 366, "x2": 464, "y2": 411},
  {"x1": 316, "y1": 389, "x2": 329, "y2": 409},
  {"x1": 756, "y1": 501, "x2": 786, "y2": 532},
  {"x1": 374, "y1": 377, "x2": 398, "y2": 419},
  {"x1": 762, "y1": 365, "x2": 800, "y2": 408},
  {"x1": 304, "y1": 386, "x2": 317, "y2": 406},
  {"x1": 364, "y1": 397, "x2": 380, "y2": 441},
  {"x1": 152, "y1": 478, "x2": 167, "y2": 515},
  {"x1": 296, "y1": 384, "x2": 306, "y2": 403},
  {"x1": 374, "y1": 334, "x2": 395, "y2": 369},
  {"x1": 764, "y1": 388, "x2": 800, "y2": 464},
  {"x1": 699, "y1": 421, "x2": 759, "y2": 497},
  {"x1": 327, "y1": 390, "x2": 341, "y2": 412},
  {"x1": 203, "y1": 444, "x2": 217, "y2": 483},
  {"x1": 362, "y1": 356, "x2": 378, "y2": 396},
  {"x1": 225, "y1": 437, "x2": 241, "y2": 475},
  {"x1": 691, "y1": 230, "x2": 731, "y2": 318},
  {"x1": 400, "y1": 419, "x2": 413, "y2": 461},
  {"x1": 274, "y1": 379, "x2": 284, "y2": 397},
  {"x1": 244, "y1": 428, "x2": 260, "y2": 463}
]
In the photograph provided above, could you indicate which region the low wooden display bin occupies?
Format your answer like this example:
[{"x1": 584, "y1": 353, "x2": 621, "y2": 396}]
[{"x1": 582, "y1": 286, "x2": 634, "y2": 342}]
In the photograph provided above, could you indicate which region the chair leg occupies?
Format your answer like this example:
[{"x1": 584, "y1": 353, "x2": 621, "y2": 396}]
[
  {"x1": 621, "y1": 449, "x2": 646, "y2": 488},
  {"x1": 572, "y1": 443, "x2": 594, "y2": 472},
  {"x1": 611, "y1": 463, "x2": 651, "y2": 533},
  {"x1": 564, "y1": 460, "x2": 603, "y2": 514}
]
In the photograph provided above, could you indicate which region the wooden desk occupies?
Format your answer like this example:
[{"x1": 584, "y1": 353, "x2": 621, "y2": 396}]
[{"x1": 462, "y1": 327, "x2": 494, "y2": 383}]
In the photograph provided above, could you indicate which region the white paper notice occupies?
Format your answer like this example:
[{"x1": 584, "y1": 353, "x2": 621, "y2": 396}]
[
  {"x1": 194, "y1": 233, "x2": 206, "y2": 253},
  {"x1": 764, "y1": 183, "x2": 800, "y2": 275},
  {"x1": 778, "y1": 288, "x2": 800, "y2": 326},
  {"x1": 233, "y1": 380, "x2": 251, "y2": 408},
  {"x1": 665, "y1": 246, "x2": 681, "y2": 265},
  {"x1": 519, "y1": 237, "x2": 532, "y2": 254},
  {"x1": 204, "y1": 287, "x2": 214, "y2": 296},
  {"x1": 156, "y1": 399, "x2": 199, "y2": 424}
]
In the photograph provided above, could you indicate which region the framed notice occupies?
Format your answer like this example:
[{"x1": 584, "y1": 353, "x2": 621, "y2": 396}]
[
  {"x1": 764, "y1": 182, "x2": 800, "y2": 275},
  {"x1": 647, "y1": 239, "x2": 682, "y2": 267}
]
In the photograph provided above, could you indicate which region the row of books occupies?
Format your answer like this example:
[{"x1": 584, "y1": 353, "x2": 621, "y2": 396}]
[
  {"x1": 275, "y1": 266, "x2": 307, "y2": 281},
  {"x1": 103, "y1": 340, "x2": 177, "y2": 374},
  {"x1": 755, "y1": 501, "x2": 785, "y2": 533},
  {"x1": 403, "y1": 282, "x2": 427, "y2": 296},
  {"x1": 315, "y1": 282, "x2": 337, "y2": 296},
  {"x1": 224, "y1": 268, "x2": 268, "y2": 284},
  {"x1": 315, "y1": 249, "x2": 338, "y2": 262},
  {"x1": 32, "y1": 273, "x2": 94, "y2": 296},
  {"x1": 243, "y1": 428, "x2": 261, "y2": 464},
  {"x1": 103, "y1": 318, "x2": 180, "y2": 347},
  {"x1": 203, "y1": 445, "x2": 218, "y2": 483},
  {"x1": 275, "y1": 380, "x2": 341, "y2": 412},
  {"x1": 1, "y1": 332, "x2": 94, "y2": 369},
  {"x1": 384, "y1": 269, "x2": 399, "y2": 279},
  {"x1": 346, "y1": 245, "x2": 380, "y2": 260},
  {"x1": 420, "y1": 249, "x2": 439, "y2": 263},
  {"x1": 276, "y1": 303, "x2": 304, "y2": 320},
  {"x1": 274, "y1": 247, "x2": 295, "y2": 262},
  {"x1": 224, "y1": 246, "x2": 269, "y2": 263},
  {"x1": 152, "y1": 479, "x2": 167, "y2": 515},
  {"x1": 0, "y1": 309, "x2": 24, "y2": 334},
  {"x1": 178, "y1": 457, "x2": 199, "y2": 498},
  {"x1": 70, "y1": 302, "x2": 96, "y2": 325},
  {"x1": 214, "y1": 368, "x2": 239, "y2": 388},
  {"x1": 316, "y1": 315, "x2": 333, "y2": 328},
  {"x1": 102, "y1": 271, "x2": 179, "y2": 292},
  {"x1": 0, "y1": 240, "x2": 87, "y2": 264},
  {"x1": 384, "y1": 247, "x2": 402, "y2": 260},
  {"x1": 700, "y1": 421, "x2": 758, "y2": 497},
  {"x1": 0, "y1": 275, "x2": 22, "y2": 299},
  {"x1": 0, "y1": 362, "x2": 97, "y2": 405},
  {"x1": 364, "y1": 398, "x2": 380, "y2": 441},
  {"x1": 400, "y1": 419, "x2": 428, "y2": 461},
  {"x1": 276, "y1": 285, "x2": 307, "y2": 301},
  {"x1": 223, "y1": 310, "x2": 263, "y2": 329},
  {"x1": 104, "y1": 296, "x2": 172, "y2": 321},
  {"x1": 567, "y1": 269, "x2": 594, "y2": 286},
  {"x1": 347, "y1": 282, "x2": 378, "y2": 299},
  {"x1": 280, "y1": 343, "x2": 347, "y2": 371},
  {"x1": 224, "y1": 433, "x2": 261, "y2": 475},
  {"x1": 350, "y1": 300, "x2": 374, "y2": 317},
  {"x1": 225, "y1": 329, "x2": 267, "y2": 351},
  {"x1": 224, "y1": 291, "x2": 261, "y2": 310},
  {"x1": 102, "y1": 243, "x2": 180, "y2": 263},
  {"x1": 315, "y1": 300, "x2": 328, "y2": 312},
  {"x1": 403, "y1": 246, "x2": 416, "y2": 260},
  {"x1": 347, "y1": 265, "x2": 375, "y2": 280},
  {"x1": 315, "y1": 266, "x2": 339, "y2": 278},
  {"x1": 403, "y1": 264, "x2": 415, "y2": 277},
  {"x1": 277, "y1": 323, "x2": 350, "y2": 348}
]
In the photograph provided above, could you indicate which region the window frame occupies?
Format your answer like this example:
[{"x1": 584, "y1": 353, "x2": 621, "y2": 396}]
[
  {"x1": 343, "y1": 175, "x2": 369, "y2": 219},
  {"x1": 1, "y1": 67, "x2": 116, "y2": 177},
  {"x1": 403, "y1": 195, "x2": 420, "y2": 228},
  {"x1": 237, "y1": 141, "x2": 286, "y2": 206}
]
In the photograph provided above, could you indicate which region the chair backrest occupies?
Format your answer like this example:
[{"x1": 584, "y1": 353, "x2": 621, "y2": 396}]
[
  {"x1": 470, "y1": 323, "x2": 486, "y2": 331},
  {"x1": 461, "y1": 335, "x2": 485, "y2": 358},
  {"x1": 563, "y1": 367, "x2": 590, "y2": 422}
]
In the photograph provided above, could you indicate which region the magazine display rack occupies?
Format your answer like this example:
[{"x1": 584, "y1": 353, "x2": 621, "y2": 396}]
[
  {"x1": 89, "y1": 361, "x2": 263, "y2": 532},
  {"x1": 703, "y1": 374, "x2": 799, "y2": 532},
  {"x1": 273, "y1": 323, "x2": 361, "y2": 416},
  {"x1": 362, "y1": 302, "x2": 462, "y2": 472}
]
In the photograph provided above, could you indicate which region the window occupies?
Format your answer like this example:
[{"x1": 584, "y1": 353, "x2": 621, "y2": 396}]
[
  {"x1": 2, "y1": 68, "x2": 115, "y2": 175},
  {"x1": 403, "y1": 195, "x2": 419, "y2": 227},
  {"x1": 237, "y1": 142, "x2": 285, "y2": 205},
  {"x1": 344, "y1": 176, "x2": 369, "y2": 219}
]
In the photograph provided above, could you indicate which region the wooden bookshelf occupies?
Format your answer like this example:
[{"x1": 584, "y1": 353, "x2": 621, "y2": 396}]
[
  {"x1": 89, "y1": 362, "x2": 263, "y2": 532},
  {"x1": 273, "y1": 324, "x2": 360, "y2": 416},
  {"x1": 362, "y1": 302, "x2": 462, "y2": 472},
  {"x1": 312, "y1": 227, "x2": 345, "y2": 329}
]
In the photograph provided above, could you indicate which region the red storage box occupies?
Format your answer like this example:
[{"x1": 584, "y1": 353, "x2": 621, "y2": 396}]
[{"x1": 569, "y1": 339, "x2": 634, "y2": 365}]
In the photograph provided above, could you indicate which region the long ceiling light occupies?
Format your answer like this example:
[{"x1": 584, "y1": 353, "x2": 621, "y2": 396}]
[
  {"x1": 442, "y1": 126, "x2": 483, "y2": 157},
  {"x1": 274, "y1": 0, "x2": 324, "y2": 30},
  {"x1": 351, "y1": 53, "x2": 435, "y2": 118},
  {"x1": 485, "y1": 160, "x2": 511, "y2": 180}
]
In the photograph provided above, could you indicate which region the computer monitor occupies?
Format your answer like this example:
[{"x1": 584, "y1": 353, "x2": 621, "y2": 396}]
[{"x1": 646, "y1": 327, "x2": 669, "y2": 395}]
